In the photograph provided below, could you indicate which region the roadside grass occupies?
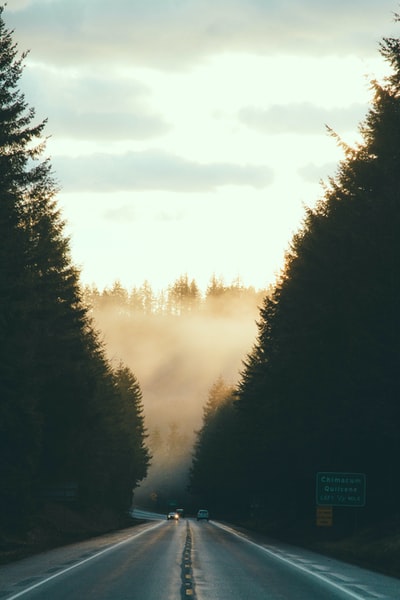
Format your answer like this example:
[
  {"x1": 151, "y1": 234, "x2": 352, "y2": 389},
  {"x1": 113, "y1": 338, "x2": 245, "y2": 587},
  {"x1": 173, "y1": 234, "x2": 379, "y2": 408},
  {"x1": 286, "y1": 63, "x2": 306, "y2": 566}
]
[
  {"x1": 0, "y1": 503, "x2": 142, "y2": 564},
  {"x1": 234, "y1": 516, "x2": 400, "y2": 580},
  {"x1": 312, "y1": 522, "x2": 400, "y2": 579}
]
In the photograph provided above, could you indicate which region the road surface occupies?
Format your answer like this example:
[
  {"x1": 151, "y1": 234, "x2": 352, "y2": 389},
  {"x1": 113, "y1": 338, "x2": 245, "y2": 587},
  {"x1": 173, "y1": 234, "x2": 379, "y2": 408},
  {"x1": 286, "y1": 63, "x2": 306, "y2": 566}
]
[{"x1": 0, "y1": 515, "x2": 398, "y2": 599}]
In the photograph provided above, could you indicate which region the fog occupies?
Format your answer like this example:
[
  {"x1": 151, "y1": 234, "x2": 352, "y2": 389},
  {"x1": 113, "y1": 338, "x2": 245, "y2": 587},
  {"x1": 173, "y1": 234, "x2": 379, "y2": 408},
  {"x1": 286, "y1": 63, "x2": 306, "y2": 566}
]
[{"x1": 85, "y1": 281, "x2": 266, "y2": 511}]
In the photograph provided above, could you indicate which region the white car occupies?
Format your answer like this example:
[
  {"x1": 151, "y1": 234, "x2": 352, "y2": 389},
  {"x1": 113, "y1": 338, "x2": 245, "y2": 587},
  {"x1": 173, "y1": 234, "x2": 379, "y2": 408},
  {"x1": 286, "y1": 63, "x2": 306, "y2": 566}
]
[
  {"x1": 196, "y1": 509, "x2": 209, "y2": 521},
  {"x1": 167, "y1": 511, "x2": 180, "y2": 520}
]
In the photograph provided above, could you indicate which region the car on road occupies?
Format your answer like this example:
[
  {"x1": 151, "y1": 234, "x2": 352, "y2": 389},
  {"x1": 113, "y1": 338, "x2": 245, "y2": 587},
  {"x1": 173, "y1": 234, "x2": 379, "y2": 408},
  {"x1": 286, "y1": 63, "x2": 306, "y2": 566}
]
[
  {"x1": 196, "y1": 509, "x2": 209, "y2": 521},
  {"x1": 167, "y1": 511, "x2": 180, "y2": 520}
]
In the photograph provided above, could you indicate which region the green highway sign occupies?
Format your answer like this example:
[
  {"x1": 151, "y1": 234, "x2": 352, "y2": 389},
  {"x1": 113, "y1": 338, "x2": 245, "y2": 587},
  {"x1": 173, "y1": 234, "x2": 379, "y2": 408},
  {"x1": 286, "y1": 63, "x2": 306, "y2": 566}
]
[{"x1": 316, "y1": 472, "x2": 366, "y2": 507}]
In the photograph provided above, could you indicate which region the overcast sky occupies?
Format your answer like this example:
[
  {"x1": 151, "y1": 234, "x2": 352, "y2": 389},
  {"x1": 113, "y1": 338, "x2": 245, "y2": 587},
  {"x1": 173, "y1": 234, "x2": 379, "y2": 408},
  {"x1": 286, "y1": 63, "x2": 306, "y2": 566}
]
[{"x1": 6, "y1": 0, "x2": 399, "y2": 292}]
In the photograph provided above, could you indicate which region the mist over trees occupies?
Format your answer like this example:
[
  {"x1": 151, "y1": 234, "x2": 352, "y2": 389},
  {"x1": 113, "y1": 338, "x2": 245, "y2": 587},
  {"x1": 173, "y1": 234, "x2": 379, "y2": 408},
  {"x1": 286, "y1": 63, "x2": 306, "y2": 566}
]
[
  {"x1": 189, "y1": 377, "x2": 238, "y2": 516},
  {"x1": 84, "y1": 274, "x2": 266, "y2": 318},
  {"x1": 83, "y1": 275, "x2": 266, "y2": 510},
  {"x1": 189, "y1": 23, "x2": 400, "y2": 528},
  {"x1": 0, "y1": 8, "x2": 150, "y2": 534}
]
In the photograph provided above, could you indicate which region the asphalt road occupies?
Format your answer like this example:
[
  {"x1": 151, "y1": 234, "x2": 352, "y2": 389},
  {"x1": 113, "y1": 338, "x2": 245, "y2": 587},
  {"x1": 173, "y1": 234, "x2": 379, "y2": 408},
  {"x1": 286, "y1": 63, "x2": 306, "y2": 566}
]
[{"x1": 0, "y1": 516, "x2": 399, "y2": 599}]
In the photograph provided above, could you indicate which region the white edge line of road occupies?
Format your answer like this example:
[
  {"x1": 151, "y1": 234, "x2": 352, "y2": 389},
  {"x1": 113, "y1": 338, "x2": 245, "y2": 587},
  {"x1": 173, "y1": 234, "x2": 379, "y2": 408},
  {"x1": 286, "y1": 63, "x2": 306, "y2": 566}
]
[
  {"x1": 213, "y1": 522, "x2": 368, "y2": 600},
  {"x1": 5, "y1": 521, "x2": 163, "y2": 600}
]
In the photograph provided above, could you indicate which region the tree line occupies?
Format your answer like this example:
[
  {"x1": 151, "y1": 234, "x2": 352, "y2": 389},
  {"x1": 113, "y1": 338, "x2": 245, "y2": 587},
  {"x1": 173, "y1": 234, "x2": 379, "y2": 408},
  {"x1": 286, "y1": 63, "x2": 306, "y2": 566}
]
[
  {"x1": 0, "y1": 8, "x2": 150, "y2": 535},
  {"x1": 190, "y1": 23, "x2": 400, "y2": 530},
  {"x1": 83, "y1": 276, "x2": 265, "y2": 514},
  {"x1": 83, "y1": 275, "x2": 267, "y2": 318}
]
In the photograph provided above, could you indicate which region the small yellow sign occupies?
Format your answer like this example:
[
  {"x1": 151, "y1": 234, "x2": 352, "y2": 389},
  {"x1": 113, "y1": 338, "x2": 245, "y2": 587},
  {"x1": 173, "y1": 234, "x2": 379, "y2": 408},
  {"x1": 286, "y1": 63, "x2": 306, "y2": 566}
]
[{"x1": 316, "y1": 505, "x2": 333, "y2": 527}]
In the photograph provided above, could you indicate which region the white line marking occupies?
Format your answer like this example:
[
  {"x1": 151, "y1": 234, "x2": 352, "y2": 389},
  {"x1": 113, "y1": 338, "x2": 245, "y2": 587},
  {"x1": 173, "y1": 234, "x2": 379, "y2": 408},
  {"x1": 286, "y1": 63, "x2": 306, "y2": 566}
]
[
  {"x1": 347, "y1": 584, "x2": 386, "y2": 599},
  {"x1": 4, "y1": 521, "x2": 163, "y2": 600},
  {"x1": 295, "y1": 558, "x2": 314, "y2": 564},
  {"x1": 213, "y1": 522, "x2": 371, "y2": 600},
  {"x1": 309, "y1": 564, "x2": 331, "y2": 571},
  {"x1": 330, "y1": 573, "x2": 357, "y2": 582}
]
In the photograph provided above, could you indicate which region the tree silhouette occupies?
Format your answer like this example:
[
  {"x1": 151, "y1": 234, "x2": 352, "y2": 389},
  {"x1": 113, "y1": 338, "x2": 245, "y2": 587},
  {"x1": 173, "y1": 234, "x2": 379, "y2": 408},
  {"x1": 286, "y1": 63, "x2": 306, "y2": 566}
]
[
  {"x1": 0, "y1": 8, "x2": 151, "y2": 530},
  {"x1": 195, "y1": 18, "x2": 400, "y2": 525}
]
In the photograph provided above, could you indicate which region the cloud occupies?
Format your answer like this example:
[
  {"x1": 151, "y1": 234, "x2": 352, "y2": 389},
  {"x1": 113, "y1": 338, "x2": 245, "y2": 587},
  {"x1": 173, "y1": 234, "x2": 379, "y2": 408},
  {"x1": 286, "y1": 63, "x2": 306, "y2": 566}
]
[
  {"x1": 7, "y1": 0, "x2": 397, "y2": 70},
  {"x1": 53, "y1": 150, "x2": 274, "y2": 192},
  {"x1": 20, "y1": 68, "x2": 169, "y2": 140},
  {"x1": 48, "y1": 109, "x2": 169, "y2": 141},
  {"x1": 238, "y1": 103, "x2": 367, "y2": 135},
  {"x1": 298, "y1": 162, "x2": 338, "y2": 183},
  {"x1": 103, "y1": 205, "x2": 138, "y2": 223},
  {"x1": 153, "y1": 209, "x2": 186, "y2": 223},
  {"x1": 7, "y1": 0, "x2": 32, "y2": 8},
  {"x1": 103, "y1": 204, "x2": 186, "y2": 224}
]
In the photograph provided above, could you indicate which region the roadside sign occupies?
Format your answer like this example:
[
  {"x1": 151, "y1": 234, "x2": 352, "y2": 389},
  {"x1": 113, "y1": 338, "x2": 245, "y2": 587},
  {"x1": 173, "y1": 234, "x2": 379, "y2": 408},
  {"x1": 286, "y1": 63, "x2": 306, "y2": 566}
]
[
  {"x1": 316, "y1": 472, "x2": 366, "y2": 507},
  {"x1": 316, "y1": 505, "x2": 333, "y2": 527},
  {"x1": 41, "y1": 481, "x2": 79, "y2": 503}
]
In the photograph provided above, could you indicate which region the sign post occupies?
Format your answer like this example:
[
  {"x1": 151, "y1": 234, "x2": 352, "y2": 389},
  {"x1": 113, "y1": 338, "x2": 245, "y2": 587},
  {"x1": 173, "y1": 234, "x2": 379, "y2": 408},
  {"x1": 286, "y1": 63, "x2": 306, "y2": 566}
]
[{"x1": 316, "y1": 505, "x2": 333, "y2": 527}]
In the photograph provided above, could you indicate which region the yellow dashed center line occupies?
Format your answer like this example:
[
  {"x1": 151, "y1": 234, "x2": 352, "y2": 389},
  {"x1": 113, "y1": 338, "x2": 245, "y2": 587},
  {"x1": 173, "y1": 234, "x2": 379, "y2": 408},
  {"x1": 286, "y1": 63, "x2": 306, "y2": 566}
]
[{"x1": 181, "y1": 521, "x2": 196, "y2": 600}]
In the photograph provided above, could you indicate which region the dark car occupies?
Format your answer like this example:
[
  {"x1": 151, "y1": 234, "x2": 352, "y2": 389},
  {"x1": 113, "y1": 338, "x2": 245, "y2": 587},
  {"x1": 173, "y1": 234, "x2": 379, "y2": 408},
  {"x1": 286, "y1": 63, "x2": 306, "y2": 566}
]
[{"x1": 196, "y1": 509, "x2": 209, "y2": 521}]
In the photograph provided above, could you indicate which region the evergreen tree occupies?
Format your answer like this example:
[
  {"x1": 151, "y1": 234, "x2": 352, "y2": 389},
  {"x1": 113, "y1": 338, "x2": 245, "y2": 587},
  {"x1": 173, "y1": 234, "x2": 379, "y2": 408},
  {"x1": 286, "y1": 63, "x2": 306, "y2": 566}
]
[
  {"x1": 0, "y1": 5, "x2": 72, "y2": 527},
  {"x1": 167, "y1": 274, "x2": 200, "y2": 315},
  {"x1": 215, "y1": 19, "x2": 400, "y2": 524},
  {"x1": 114, "y1": 364, "x2": 151, "y2": 491},
  {"x1": 0, "y1": 7, "x2": 152, "y2": 529},
  {"x1": 79, "y1": 363, "x2": 151, "y2": 511},
  {"x1": 189, "y1": 378, "x2": 238, "y2": 515}
]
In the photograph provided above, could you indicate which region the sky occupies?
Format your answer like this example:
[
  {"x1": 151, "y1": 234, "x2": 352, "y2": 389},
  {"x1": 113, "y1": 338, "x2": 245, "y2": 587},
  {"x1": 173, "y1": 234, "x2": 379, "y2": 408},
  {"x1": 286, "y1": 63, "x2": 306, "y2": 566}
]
[{"x1": 6, "y1": 0, "x2": 399, "y2": 293}]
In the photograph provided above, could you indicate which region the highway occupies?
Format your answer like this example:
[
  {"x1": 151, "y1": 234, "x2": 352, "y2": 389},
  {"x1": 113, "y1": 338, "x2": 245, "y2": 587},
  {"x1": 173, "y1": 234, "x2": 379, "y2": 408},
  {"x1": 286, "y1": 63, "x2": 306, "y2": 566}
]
[{"x1": 0, "y1": 513, "x2": 399, "y2": 599}]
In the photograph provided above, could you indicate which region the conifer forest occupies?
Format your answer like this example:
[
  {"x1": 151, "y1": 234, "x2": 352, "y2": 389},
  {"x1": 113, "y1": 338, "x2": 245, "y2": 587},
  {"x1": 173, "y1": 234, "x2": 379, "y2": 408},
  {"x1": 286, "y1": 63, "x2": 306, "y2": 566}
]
[{"x1": 2, "y1": 6, "x2": 400, "y2": 556}]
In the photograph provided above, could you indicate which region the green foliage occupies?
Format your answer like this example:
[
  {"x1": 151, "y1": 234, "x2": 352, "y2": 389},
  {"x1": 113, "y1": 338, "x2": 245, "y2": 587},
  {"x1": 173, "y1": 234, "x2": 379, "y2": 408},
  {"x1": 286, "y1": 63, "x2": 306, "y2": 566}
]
[
  {"x1": 0, "y1": 5, "x2": 58, "y2": 527},
  {"x1": 113, "y1": 365, "x2": 152, "y2": 488},
  {"x1": 74, "y1": 359, "x2": 151, "y2": 512},
  {"x1": 190, "y1": 23, "x2": 400, "y2": 527},
  {"x1": 0, "y1": 8, "x2": 150, "y2": 532},
  {"x1": 189, "y1": 378, "x2": 240, "y2": 515}
]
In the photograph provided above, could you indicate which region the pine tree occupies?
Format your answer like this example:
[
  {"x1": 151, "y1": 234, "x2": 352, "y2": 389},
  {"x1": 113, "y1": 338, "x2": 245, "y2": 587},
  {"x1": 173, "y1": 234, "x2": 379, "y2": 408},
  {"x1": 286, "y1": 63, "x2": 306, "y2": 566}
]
[
  {"x1": 0, "y1": 7, "x2": 154, "y2": 530},
  {"x1": 220, "y1": 18, "x2": 400, "y2": 523},
  {"x1": 0, "y1": 5, "x2": 56, "y2": 528},
  {"x1": 189, "y1": 378, "x2": 238, "y2": 515},
  {"x1": 0, "y1": 6, "x2": 92, "y2": 527},
  {"x1": 112, "y1": 365, "x2": 151, "y2": 508}
]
